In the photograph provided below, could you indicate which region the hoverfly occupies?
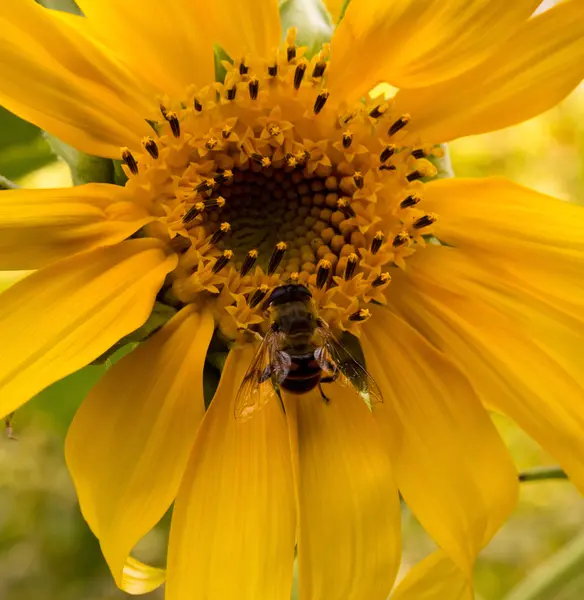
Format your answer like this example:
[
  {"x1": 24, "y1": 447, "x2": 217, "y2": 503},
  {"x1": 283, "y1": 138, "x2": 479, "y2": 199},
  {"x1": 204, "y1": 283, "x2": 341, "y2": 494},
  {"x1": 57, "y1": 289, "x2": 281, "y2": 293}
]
[{"x1": 234, "y1": 283, "x2": 383, "y2": 419}]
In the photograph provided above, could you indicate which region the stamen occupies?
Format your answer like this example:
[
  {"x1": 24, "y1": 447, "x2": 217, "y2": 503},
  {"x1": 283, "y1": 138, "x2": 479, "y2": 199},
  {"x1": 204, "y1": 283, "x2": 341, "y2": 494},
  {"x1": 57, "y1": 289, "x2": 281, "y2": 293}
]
[
  {"x1": 316, "y1": 259, "x2": 332, "y2": 289},
  {"x1": 121, "y1": 148, "x2": 138, "y2": 175},
  {"x1": 379, "y1": 164, "x2": 397, "y2": 171},
  {"x1": 159, "y1": 104, "x2": 169, "y2": 119},
  {"x1": 166, "y1": 111, "x2": 181, "y2": 137},
  {"x1": 369, "y1": 104, "x2": 387, "y2": 119},
  {"x1": 342, "y1": 131, "x2": 353, "y2": 149},
  {"x1": 294, "y1": 64, "x2": 307, "y2": 90},
  {"x1": 240, "y1": 249, "x2": 258, "y2": 276},
  {"x1": 371, "y1": 231, "x2": 385, "y2": 255},
  {"x1": 406, "y1": 170, "x2": 425, "y2": 182},
  {"x1": 214, "y1": 169, "x2": 233, "y2": 185},
  {"x1": 349, "y1": 308, "x2": 371, "y2": 322},
  {"x1": 380, "y1": 144, "x2": 396, "y2": 163},
  {"x1": 268, "y1": 241, "x2": 287, "y2": 275},
  {"x1": 239, "y1": 61, "x2": 249, "y2": 75},
  {"x1": 413, "y1": 214, "x2": 437, "y2": 229},
  {"x1": 313, "y1": 90, "x2": 330, "y2": 115},
  {"x1": 249, "y1": 77, "x2": 259, "y2": 100},
  {"x1": 251, "y1": 153, "x2": 272, "y2": 168},
  {"x1": 227, "y1": 85, "x2": 237, "y2": 101},
  {"x1": 372, "y1": 272, "x2": 391, "y2": 287},
  {"x1": 287, "y1": 46, "x2": 297, "y2": 62},
  {"x1": 210, "y1": 222, "x2": 231, "y2": 245},
  {"x1": 212, "y1": 250, "x2": 233, "y2": 273},
  {"x1": 392, "y1": 231, "x2": 410, "y2": 247},
  {"x1": 183, "y1": 201, "x2": 205, "y2": 223},
  {"x1": 388, "y1": 114, "x2": 410, "y2": 136},
  {"x1": 411, "y1": 148, "x2": 427, "y2": 159},
  {"x1": 204, "y1": 196, "x2": 226, "y2": 210},
  {"x1": 312, "y1": 61, "x2": 327, "y2": 78},
  {"x1": 400, "y1": 194, "x2": 421, "y2": 209},
  {"x1": 337, "y1": 198, "x2": 356, "y2": 218},
  {"x1": 142, "y1": 137, "x2": 159, "y2": 159},
  {"x1": 194, "y1": 98, "x2": 203, "y2": 112},
  {"x1": 268, "y1": 64, "x2": 278, "y2": 77},
  {"x1": 195, "y1": 179, "x2": 214, "y2": 194},
  {"x1": 289, "y1": 272, "x2": 300, "y2": 283},
  {"x1": 222, "y1": 125, "x2": 233, "y2": 139},
  {"x1": 205, "y1": 137, "x2": 218, "y2": 150},
  {"x1": 344, "y1": 253, "x2": 359, "y2": 280},
  {"x1": 249, "y1": 284, "x2": 269, "y2": 308},
  {"x1": 353, "y1": 172, "x2": 364, "y2": 189}
]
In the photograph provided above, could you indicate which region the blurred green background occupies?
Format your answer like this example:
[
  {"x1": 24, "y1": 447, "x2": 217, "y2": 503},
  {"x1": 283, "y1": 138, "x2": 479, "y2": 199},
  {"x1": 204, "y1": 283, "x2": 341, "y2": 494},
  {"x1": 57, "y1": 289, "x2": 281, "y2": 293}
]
[{"x1": 1, "y1": 46, "x2": 584, "y2": 600}]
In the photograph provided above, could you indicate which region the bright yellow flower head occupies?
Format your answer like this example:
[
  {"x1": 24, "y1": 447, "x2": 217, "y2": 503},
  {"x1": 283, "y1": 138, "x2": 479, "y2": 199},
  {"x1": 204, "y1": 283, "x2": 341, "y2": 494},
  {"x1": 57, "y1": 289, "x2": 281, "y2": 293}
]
[{"x1": 0, "y1": 0, "x2": 584, "y2": 598}]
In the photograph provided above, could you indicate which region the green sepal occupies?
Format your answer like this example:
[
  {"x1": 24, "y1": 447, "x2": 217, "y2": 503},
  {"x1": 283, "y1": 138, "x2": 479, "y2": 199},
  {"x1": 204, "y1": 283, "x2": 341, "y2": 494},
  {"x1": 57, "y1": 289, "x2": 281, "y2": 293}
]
[
  {"x1": 90, "y1": 302, "x2": 177, "y2": 365},
  {"x1": 214, "y1": 45, "x2": 232, "y2": 84},
  {"x1": 36, "y1": 0, "x2": 82, "y2": 14},
  {"x1": 279, "y1": 0, "x2": 334, "y2": 57},
  {"x1": 44, "y1": 134, "x2": 116, "y2": 185}
]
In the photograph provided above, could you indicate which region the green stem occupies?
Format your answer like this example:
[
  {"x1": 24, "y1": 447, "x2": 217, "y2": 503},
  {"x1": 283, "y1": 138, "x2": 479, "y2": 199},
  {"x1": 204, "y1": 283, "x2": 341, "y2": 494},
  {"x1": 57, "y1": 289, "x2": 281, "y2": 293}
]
[{"x1": 518, "y1": 466, "x2": 568, "y2": 482}]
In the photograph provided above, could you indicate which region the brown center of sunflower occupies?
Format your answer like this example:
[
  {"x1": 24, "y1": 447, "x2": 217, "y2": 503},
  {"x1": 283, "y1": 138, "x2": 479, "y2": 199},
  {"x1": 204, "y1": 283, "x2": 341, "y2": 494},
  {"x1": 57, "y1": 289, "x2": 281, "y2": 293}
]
[{"x1": 119, "y1": 29, "x2": 440, "y2": 339}]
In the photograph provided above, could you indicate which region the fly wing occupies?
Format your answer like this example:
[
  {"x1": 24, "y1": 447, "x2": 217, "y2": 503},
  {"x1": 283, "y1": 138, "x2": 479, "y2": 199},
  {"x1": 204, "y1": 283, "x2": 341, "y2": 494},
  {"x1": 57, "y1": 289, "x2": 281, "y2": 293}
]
[
  {"x1": 233, "y1": 329, "x2": 287, "y2": 420},
  {"x1": 315, "y1": 321, "x2": 383, "y2": 409}
]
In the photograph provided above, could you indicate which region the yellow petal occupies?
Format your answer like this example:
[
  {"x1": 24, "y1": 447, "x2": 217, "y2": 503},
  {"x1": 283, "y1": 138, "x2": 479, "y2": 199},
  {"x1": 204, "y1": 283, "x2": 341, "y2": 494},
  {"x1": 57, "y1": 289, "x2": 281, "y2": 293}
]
[
  {"x1": 283, "y1": 384, "x2": 401, "y2": 600},
  {"x1": 328, "y1": 0, "x2": 540, "y2": 100},
  {"x1": 389, "y1": 241, "x2": 584, "y2": 499},
  {"x1": 0, "y1": 184, "x2": 153, "y2": 270},
  {"x1": 424, "y1": 178, "x2": 584, "y2": 324},
  {"x1": 391, "y1": 551, "x2": 473, "y2": 600},
  {"x1": 74, "y1": 0, "x2": 215, "y2": 96},
  {"x1": 323, "y1": 0, "x2": 345, "y2": 23},
  {"x1": 394, "y1": 0, "x2": 584, "y2": 144},
  {"x1": 0, "y1": 238, "x2": 177, "y2": 418},
  {"x1": 166, "y1": 344, "x2": 296, "y2": 600},
  {"x1": 361, "y1": 309, "x2": 518, "y2": 578},
  {"x1": 66, "y1": 305, "x2": 213, "y2": 587},
  {"x1": 121, "y1": 556, "x2": 166, "y2": 595},
  {"x1": 0, "y1": 1, "x2": 154, "y2": 157}
]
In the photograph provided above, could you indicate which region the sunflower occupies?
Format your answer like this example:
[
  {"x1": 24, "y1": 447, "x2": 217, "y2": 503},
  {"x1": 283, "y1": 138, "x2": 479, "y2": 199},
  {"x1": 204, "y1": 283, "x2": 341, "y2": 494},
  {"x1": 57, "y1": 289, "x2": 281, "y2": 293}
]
[{"x1": 0, "y1": 0, "x2": 583, "y2": 597}]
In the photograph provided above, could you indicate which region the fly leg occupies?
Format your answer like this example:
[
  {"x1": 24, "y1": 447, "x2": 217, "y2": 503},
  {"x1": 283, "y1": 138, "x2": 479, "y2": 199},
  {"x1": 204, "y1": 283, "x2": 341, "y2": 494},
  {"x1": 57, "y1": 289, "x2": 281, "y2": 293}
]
[{"x1": 319, "y1": 363, "x2": 339, "y2": 404}]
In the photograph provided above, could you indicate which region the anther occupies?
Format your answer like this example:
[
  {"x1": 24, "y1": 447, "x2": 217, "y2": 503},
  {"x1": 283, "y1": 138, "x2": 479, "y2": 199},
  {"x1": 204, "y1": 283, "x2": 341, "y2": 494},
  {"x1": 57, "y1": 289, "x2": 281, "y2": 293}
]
[
  {"x1": 413, "y1": 214, "x2": 437, "y2": 229},
  {"x1": 141, "y1": 137, "x2": 159, "y2": 159},
  {"x1": 400, "y1": 194, "x2": 421, "y2": 209},
  {"x1": 249, "y1": 284, "x2": 269, "y2": 308},
  {"x1": 210, "y1": 222, "x2": 231, "y2": 245},
  {"x1": 194, "y1": 98, "x2": 203, "y2": 112},
  {"x1": 312, "y1": 61, "x2": 327, "y2": 78},
  {"x1": 166, "y1": 111, "x2": 180, "y2": 137},
  {"x1": 239, "y1": 61, "x2": 249, "y2": 75},
  {"x1": 214, "y1": 169, "x2": 233, "y2": 185},
  {"x1": 204, "y1": 196, "x2": 226, "y2": 210},
  {"x1": 251, "y1": 153, "x2": 271, "y2": 168},
  {"x1": 313, "y1": 90, "x2": 330, "y2": 114},
  {"x1": 222, "y1": 125, "x2": 233, "y2": 139},
  {"x1": 183, "y1": 201, "x2": 205, "y2": 223},
  {"x1": 353, "y1": 172, "x2": 364, "y2": 189},
  {"x1": 316, "y1": 260, "x2": 332, "y2": 289},
  {"x1": 372, "y1": 272, "x2": 391, "y2": 287},
  {"x1": 289, "y1": 272, "x2": 300, "y2": 283},
  {"x1": 392, "y1": 231, "x2": 410, "y2": 247},
  {"x1": 212, "y1": 250, "x2": 233, "y2": 274},
  {"x1": 388, "y1": 114, "x2": 410, "y2": 137},
  {"x1": 406, "y1": 170, "x2": 425, "y2": 182},
  {"x1": 412, "y1": 148, "x2": 427, "y2": 159},
  {"x1": 121, "y1": 148, "x2": 138, "y2": 175},
  {"x1": 349, "y1": 308, "x2": 371, "y2": 322},
  {"x1": 371, "y1": 231, "x2": 385, "y2": 255},
  {"x1": 342, "y1": 131, "x2": 353, "y2": 149},
  {"x1": 268, "y1": 242, "x2": 287, "y2": 275},
  {"x1": 369, "y1": 104, "x2": 387, "y2": 119},
  {"x1": 195, "y1": 179, "x2": 214, "y2": 194},
  {"x1": 344, "y1": 253, "x2": 359, "y2": 281},
  {"x1": 159, "y1": 104, "x2": 169, "y2": 119},
  {"x1": 249, "y1": 77, "x2": 259, "y2": 100},
  {"x1": 337, "y1": 198, "x2": 356, "y2": 218},
  {"x1": 205, "y1": 137, "x2": 218, "y2": 151},
  {"x1": 380, "y1": 144, "x2": 396, "y2": 163},
  {"x1": 287, "y1": 45, "x2": 297, "y2": 62},
  {"x1": 294, "y1": 64, "x2": 307, "y2": 90},
  {"x1": 379, "y1": 164, "x2": 397, "y2": 171},
  {"x1": 227, "y1": 85, "x2": 237, "y2": 101},
  {"x1": 268, "y1": 64, "x2": 278, "y2": 77},
  {"x1": 240, "y1": 249, "x2": 259, "y2": 276}
]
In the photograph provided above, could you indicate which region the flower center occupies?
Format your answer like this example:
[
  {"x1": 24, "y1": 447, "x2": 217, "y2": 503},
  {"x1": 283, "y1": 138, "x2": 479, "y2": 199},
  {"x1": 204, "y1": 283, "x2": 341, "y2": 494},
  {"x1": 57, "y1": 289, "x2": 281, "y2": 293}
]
[{"x1": 120, "y1": 29, "x2": 440, "y2": 339}]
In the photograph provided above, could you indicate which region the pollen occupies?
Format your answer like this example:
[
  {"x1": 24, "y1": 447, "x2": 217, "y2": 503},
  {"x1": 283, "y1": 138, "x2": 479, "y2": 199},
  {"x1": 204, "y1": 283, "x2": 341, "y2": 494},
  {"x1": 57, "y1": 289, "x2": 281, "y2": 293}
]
[{"x1": 124, "y1": 29, "x2": 439, "y2": 337}]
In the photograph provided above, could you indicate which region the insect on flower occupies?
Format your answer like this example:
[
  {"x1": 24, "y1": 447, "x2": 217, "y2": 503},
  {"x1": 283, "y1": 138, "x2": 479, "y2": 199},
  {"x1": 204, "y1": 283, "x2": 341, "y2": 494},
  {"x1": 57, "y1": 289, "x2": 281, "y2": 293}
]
[{"x1": 234, "y1": 283, "x2": 383, "y2": 420}]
